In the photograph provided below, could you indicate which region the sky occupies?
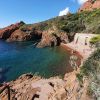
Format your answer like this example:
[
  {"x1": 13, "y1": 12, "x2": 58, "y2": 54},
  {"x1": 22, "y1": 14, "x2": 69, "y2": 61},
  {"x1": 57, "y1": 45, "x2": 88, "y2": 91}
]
[{"x1": 0, "y1": 0, "x2": 87, "y2": 28}]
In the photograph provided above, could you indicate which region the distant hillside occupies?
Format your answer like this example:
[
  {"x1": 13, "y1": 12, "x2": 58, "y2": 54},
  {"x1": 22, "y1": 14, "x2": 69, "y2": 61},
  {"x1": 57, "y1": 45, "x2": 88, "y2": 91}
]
[{"x1": 27, "y1": 8, "x2": 100, "y2": 34}]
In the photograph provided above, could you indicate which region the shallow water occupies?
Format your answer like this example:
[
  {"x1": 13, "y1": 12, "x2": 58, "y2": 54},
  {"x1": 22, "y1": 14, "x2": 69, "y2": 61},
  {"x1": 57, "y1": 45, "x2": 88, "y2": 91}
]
[{"x1": 0, "y1": 40, "x2": 71, "y2": 82}]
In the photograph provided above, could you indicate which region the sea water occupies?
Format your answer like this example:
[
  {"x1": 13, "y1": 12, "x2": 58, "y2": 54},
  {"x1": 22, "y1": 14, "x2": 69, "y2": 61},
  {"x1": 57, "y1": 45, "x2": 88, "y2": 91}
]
[{"x1": 0, "y1": 40, "x2": 70, "y2": 82}]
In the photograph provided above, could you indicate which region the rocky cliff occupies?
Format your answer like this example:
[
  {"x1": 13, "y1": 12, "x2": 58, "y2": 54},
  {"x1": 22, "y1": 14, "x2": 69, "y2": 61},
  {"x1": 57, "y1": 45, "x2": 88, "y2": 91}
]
[
  {"x1": 0, "y1": 71, "x2": 91, "y2": 100},
  {"x1": 0, "y1": 8, "x2": 100, "y2": 47},
  {"x1": 79, "y1": 0, "x2": 100, "y2": 12},
  {"x1": 37, "y1": 28, "x2": 69, "y2": 48},
  {"x1": 0, "y1": 21, "x2": 24, "y2": 40},
  {"x1": 0, "y1": 22, "x2": 69, "y2": 48},
  {"x1": 0, "y1": 22, "x2": 42, "y2": 42}
]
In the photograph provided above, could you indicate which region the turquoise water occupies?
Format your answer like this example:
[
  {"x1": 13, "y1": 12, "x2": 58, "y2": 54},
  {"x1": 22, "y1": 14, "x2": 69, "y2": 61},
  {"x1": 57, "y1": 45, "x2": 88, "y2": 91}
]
[{"x1": 0, "y1": 40, "x2": 70, "y2": 82}]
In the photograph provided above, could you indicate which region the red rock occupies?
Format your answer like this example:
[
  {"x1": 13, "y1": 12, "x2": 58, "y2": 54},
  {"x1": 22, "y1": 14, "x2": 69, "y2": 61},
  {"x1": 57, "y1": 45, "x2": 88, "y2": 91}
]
[
  {"x1": 0, "y1": 22, "x2": 69, "y2": 47},
  {"x1": 7, "y1": 29, "x2": 30, "y2": 42},
  {"x1": 92, "y1": 0, "x2": 100, "y2": 9},
  {"x1": 37, "y1": 30, "x2": 69, "y2": 48},
  {"x1": 0, "y1": 21, "x2": 25, "y2": 40},
  {"x1": 7, "y1": 29, "x2": 42, "y2": 42},
  {"x1": 79, "y1": 0, "x2": 100, "y2": 12}
]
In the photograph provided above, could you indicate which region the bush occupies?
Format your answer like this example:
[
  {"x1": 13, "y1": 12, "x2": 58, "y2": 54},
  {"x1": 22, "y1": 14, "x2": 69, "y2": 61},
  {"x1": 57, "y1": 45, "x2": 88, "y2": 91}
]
[
  {"x1": 76, "y1": 73, "x2": 83, "y2": 84},
  {"x1": 79, "y1": 49, "x2": 100, "y2": 99},
  {"x1": 90, "y1": 35, "x2": 100, "y2": 44},
  {"x1": 19, "y1": 9, "x2": 100, "y2": 37}
]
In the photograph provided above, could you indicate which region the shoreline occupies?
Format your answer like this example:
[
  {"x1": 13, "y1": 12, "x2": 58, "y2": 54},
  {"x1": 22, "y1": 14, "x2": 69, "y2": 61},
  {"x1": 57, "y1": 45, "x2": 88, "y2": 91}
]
[
  {"x1": 0, "y1": 41, "x2": 95, "y2": 100},
  {"x1": 60, "y1": 43, "x2": 84, "y2": 69},
  {"x1": 60, "y1": 43, "x2": 83, "y2": 60}
]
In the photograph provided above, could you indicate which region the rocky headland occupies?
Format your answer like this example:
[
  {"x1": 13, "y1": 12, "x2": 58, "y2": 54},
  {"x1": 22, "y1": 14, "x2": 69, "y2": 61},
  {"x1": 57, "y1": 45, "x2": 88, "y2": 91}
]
[{"x1": 0, "y1": 22, "x2": 69, "y2": 48}]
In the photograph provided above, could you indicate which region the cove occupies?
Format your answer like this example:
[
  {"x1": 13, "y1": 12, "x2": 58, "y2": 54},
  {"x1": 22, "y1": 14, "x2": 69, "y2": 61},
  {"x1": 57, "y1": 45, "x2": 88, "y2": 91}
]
[{"x1": 0, "y1": 40, "x2": 71, "y2": 82}]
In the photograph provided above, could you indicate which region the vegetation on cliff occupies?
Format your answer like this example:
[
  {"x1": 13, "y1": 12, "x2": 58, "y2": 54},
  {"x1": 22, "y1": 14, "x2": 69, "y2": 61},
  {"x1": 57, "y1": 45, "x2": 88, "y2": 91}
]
[
  {"x1": 77, "y1": 49, "x2": 100, "y2": 99},
  {"x1": 0, "y1": 9, "x2": 100, "y2": 47},
  {"x1": 21, "y1": 8, "x2": 100, "y2": 35},
  {"x1": 90, "y1": 35, "x2": 100, "y2": 46}
]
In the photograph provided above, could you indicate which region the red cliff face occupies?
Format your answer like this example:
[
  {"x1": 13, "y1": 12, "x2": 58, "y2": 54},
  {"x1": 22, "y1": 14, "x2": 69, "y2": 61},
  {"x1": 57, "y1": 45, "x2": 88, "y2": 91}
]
[
  {"x1": 0, "y1": 21, "x2": 24, "y2": 40},
  {"x1": 0, "y1": 22, "x2": 69, "y2": 47},
  {"x1": 92, "y1": 0, "x2": 100, "y2": 8},
  {"x1": 79, "y1": 0, "x2": 100, "y2": 12}
]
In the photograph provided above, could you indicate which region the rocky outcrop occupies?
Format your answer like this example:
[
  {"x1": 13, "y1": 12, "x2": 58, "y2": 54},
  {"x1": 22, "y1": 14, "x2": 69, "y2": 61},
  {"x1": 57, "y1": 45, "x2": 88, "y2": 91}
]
[
  {"x1": 7, "y1": 29, "x2": 42, "y2": 42},
  {"x1": 37, "y1": 29, "x2": 69, "y2": 48},
  {"x1": 79, "y1": 0, "x2": 100, "y2": 12},
  {"x1": 0, "y1": 73, "x2": 67, "y2": 100},
  {"x1": 0, "y1": 21, "x2": 25, "y2": 40},
  {"x1": 7, "y1": 29, "x2": 31, "y2": 42},
  {"x1": 0, "y1": 70, "x2": 92, "y2": 100},
  {"x1": 37, "y1": 31, "x2": 58, "y2": 48},
  {"x1": 0, "y1": 22, "x2": 69, "y2": 47},
  {"x1": 0, "y1": 22, "x2": 42, "y2": 42}
]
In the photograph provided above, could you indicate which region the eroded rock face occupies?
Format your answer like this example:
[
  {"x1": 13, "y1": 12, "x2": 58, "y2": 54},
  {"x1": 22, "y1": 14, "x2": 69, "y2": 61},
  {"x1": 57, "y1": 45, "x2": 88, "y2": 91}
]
[
  {"x1": 0, "y1": 21, "x2": 25, "y2": 40},
  {"x1": 37, "y1": 31, "x2": 58, "y2": 48},
  {"x1": 0, "y1": 70, "x2": 93, "y2": 100},
  {"x1": 37, "y1": 30, "x2": 69, "y2": 48},
  {"x1": 0, "y1": 74, "x2": 67, "y2": 100},
  {"x1": 0, "y1": 22, "x2": 42, "y2": 42},
  {"x1": 7, "y1": 29, "x2": 30, "y2": 42},
  {"x1": 79, "y1": 0, "x2": 100, "y2": 12},
  {"x1": 7, "y1": 29, "x2": 42, "y2": 42},
  {"x1": 0, "y1": 22, "x2": 69, "y2": 47}
]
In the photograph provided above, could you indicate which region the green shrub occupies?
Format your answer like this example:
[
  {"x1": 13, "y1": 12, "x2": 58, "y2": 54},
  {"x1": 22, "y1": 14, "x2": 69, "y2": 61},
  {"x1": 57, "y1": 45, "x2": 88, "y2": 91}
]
[
  {"x1": 20, "y1": 24, "x2": 30, "y2": 32},
  {"x1": 18, "y1": 9, "x2": 100, "y2": 39},
  {"x1": 30, "y1": 9, "x2": 100, "y2": 36},
  {"x1": 79, "y1": 49, "x2": 100, "y2": 98},
  {"x1": 76, "y1": 73, "x2": 83, "y2": 84},
  {"x1": 90, "y1": 35, "x2": 100, "y2": 44},
  {"x1": 87, "y1": 85, "x2": 94, "y2": 96}
]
